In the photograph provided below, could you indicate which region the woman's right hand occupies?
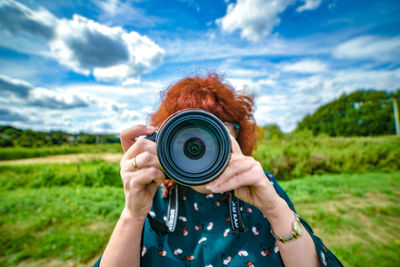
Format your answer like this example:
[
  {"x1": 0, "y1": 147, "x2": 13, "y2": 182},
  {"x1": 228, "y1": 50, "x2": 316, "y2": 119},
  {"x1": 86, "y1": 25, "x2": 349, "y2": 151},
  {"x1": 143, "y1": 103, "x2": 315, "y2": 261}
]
[{"x1": 119, "y1": 125, "x2": 165, "y2": 219}]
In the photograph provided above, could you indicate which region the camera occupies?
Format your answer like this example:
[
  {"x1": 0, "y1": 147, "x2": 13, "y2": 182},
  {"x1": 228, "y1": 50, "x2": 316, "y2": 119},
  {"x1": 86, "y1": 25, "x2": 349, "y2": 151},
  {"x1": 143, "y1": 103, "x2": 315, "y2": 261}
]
[{"x1": 146, "y1": 109, "x2": 231, "y2": 186}]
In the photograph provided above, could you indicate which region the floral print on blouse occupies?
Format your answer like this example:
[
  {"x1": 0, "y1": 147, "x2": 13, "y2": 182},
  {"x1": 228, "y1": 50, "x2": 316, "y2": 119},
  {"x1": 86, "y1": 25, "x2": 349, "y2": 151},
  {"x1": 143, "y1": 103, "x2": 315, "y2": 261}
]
[{"x1": 94, "y1": 171, "x2": 343, "y2": 267}]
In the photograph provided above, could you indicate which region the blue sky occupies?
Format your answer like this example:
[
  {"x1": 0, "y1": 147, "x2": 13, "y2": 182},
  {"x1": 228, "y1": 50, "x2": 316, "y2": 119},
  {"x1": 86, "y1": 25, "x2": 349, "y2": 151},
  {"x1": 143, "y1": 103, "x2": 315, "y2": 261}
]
[{"x1": 0, "y1": 0, "x2": 399, "y2": 134}]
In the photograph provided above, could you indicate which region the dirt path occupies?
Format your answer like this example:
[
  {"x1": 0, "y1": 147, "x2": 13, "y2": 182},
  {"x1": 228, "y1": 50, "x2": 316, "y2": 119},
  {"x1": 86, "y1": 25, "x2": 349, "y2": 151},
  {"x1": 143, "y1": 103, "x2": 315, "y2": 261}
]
[{"x1": 0, "y1": 153, "x2": 122, "y2": 165}]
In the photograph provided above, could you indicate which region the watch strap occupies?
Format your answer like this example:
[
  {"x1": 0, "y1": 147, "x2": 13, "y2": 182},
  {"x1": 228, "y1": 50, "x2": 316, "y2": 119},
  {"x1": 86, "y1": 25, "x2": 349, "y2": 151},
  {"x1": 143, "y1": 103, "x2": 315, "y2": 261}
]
[{"x1": 270, "y1": 212, "x2": 303, "y2": 243}]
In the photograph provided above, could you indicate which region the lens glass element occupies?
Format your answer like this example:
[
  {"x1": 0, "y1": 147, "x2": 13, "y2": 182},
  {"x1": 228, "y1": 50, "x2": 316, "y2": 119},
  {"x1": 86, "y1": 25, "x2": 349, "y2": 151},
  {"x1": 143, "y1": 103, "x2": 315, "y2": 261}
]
[
  {"x1": 183, "y1": 137, "x2": 206, "y2": 159},
  {"x1": 169, "y1": 121, "x2": 218, "y2": 174}
]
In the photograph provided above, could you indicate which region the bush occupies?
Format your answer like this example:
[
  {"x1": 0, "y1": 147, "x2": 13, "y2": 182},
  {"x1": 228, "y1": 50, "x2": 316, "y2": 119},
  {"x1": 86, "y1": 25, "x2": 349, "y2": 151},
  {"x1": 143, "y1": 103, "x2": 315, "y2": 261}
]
[
  {"x1": 254, "y1": 134, "x2": 400, "y2": 179},
  {"x1": 95, "y1": 163, "x2": 121, "y2": 187}
]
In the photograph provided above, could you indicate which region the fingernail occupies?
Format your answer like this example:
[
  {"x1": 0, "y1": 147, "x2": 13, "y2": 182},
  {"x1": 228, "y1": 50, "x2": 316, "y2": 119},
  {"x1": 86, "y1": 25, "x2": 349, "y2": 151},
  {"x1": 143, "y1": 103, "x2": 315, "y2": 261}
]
[{"x1": 147, "y1": 126, "x2": 155, "y2": 132}]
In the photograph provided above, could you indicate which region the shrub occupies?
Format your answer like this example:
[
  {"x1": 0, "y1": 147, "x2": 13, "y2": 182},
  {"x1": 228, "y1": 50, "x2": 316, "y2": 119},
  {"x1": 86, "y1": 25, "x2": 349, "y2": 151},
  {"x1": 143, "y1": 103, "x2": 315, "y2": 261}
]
[
  {"x1": 254, "y1": 134, "x2": 400, "y2": 179},
  {"x1": 95, "y1": 163, "x2": 121, "y2": 187}
]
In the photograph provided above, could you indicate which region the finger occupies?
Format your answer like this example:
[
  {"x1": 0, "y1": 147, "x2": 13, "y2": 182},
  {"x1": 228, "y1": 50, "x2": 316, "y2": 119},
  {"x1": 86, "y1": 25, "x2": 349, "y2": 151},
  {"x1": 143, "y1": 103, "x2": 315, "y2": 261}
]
[
  {"x1": 123, "y1": 167, "x2": 165, "y2": 188},
  {"x1": 120, "y1": 125, "x2": 156, "y2": 152},
  {"x1": 206, "y1": 155, "x2": 253, "y2": 192},
  {"x1": 214, "y1": 160, "x2": 267, "y2": 193},
  {"x1": 146, "y1": 182, "x2": 162, "y2": 195},
  {"x1": 146, "y1": 176, "x2": 165, "y2": 194},
  {"x1": 135, "y1": 151, "x2": 161, "y2": 169},
  {"x1": 230, "y1": 135, "x2": 243, "y2": 155},
  {"x1": 123, "y1": 138, "x2": 157, "y2": 160},
  {"x1": 120, "y1": 151, "x2": 160, "y2": 171},
  {"x1": 212, "y1": 175, "x2": 244, "y2": 193}
]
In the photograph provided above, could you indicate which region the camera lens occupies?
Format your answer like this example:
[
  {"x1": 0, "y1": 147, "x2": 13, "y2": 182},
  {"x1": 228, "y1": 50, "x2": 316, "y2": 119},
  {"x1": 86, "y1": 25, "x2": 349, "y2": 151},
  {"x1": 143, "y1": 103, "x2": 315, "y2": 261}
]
[
  {"x1": 156, "y1": 109, "x2": 231, "y2": 185},
  {"x1": 184, "y1": 137, "x2": 205, "y2": 159}
]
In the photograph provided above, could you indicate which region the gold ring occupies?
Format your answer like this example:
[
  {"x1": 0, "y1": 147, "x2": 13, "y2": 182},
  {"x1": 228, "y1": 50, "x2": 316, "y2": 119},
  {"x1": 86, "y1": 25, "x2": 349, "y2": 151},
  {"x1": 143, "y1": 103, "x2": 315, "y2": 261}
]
[{"x1": 130, "y1": 157, "x2": 139, "y2": 170}]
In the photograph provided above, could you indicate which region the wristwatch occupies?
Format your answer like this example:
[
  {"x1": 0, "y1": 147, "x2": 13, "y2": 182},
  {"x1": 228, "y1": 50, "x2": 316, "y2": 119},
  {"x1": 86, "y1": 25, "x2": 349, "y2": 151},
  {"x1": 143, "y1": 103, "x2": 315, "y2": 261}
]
[{"x1": 270, "y1": 213, "x2": 303, "y2": 243}]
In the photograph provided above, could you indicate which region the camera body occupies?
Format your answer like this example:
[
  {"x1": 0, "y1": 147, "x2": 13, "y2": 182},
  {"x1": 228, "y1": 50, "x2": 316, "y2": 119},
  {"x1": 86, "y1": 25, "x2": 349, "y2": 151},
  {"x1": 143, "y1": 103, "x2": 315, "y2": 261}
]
[{"x1": 146, "y1": 109, "x2": 231, "y2": 186}]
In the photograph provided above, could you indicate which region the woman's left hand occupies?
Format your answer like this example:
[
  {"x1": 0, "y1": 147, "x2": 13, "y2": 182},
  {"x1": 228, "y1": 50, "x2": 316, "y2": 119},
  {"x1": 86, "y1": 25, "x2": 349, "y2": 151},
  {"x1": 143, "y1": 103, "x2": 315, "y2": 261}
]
[{"x1": 205, "y1": 136, "x2": 282, "y2": 217}]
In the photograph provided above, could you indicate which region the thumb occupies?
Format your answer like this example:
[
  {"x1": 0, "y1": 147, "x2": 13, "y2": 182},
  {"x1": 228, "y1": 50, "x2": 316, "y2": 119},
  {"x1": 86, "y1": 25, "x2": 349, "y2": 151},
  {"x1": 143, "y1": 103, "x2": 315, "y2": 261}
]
[{"x1": 120, "y1": 125, "x2": 156, "y2": 152}]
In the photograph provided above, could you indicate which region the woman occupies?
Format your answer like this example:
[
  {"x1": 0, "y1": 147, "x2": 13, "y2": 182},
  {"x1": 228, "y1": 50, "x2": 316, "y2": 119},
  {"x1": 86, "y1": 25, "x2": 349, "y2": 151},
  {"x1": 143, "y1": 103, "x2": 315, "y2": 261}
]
[{"x1": 96, "y1": 74, "x2": 343, "y2": 266}]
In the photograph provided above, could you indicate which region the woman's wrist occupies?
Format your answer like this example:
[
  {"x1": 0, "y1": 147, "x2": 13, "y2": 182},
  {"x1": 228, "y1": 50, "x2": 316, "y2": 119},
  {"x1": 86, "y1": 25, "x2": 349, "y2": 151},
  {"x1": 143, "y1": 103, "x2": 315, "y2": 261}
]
[
  {"x1": 260, "y1": 197, "x2": 295, "y2": 234},
  {"x1": 121, "y1": 207, "x2": 148, "y2": 223},
  {"x1": 258, "y1": 191, "x2": 285, "y2": 218}
]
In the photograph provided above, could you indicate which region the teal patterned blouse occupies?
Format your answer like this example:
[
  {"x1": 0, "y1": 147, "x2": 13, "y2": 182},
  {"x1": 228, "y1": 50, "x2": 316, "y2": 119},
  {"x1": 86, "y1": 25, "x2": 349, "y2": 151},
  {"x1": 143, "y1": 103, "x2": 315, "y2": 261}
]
[{"x1": 95, "y1": 172, "x2": 343, "y2": 266}]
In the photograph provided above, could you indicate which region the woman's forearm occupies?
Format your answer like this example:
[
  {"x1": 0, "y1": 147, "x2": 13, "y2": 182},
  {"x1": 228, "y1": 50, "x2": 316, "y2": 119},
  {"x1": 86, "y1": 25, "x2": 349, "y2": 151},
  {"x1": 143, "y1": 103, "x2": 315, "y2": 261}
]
[
  {"x1": 100, "y1": 208, "x2": 145, "y2": 267},
  {"x1": 262, "y1": 198, "x2": 319, "y2": 267}
]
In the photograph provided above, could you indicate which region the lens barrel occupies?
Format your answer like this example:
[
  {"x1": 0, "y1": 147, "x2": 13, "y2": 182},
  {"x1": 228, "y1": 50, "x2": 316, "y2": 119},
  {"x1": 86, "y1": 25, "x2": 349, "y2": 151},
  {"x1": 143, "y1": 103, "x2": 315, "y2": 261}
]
[{"x1": 155, "y1": 109, "x2": 231, "y2": 186}]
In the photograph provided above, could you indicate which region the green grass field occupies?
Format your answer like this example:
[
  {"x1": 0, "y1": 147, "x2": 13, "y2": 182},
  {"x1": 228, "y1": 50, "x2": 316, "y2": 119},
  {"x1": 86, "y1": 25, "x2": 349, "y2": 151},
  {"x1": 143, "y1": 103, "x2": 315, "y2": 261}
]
[
  {"x1": 1, "y1": 167, "x2": 399, "y2": 266},
  {"x1": 280, "y1": 172, "x2": 400, "y2": 267},
  {"x1": 1, "y1": 135, "x2": 399, "y2": 266}
]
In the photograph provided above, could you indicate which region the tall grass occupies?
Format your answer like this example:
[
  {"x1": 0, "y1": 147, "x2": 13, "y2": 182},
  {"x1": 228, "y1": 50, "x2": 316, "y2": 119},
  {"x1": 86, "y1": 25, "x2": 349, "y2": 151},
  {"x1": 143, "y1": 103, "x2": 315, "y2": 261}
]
[
  {"x1": 0, "y1": 160, "x2": 121, "y2": 190},
  {"x1": 253, "y1": 134, "x2": 400, "y2": 179}
]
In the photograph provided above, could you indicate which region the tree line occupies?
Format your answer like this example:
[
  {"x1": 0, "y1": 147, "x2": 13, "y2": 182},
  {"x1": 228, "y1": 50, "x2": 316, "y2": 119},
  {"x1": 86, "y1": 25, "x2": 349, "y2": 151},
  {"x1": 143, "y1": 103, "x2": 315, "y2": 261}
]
[
  {"x1": 296, "y1": 89, "x2": 400, "y2": 136},
  {"x1": 0, "y1": 126, "x2": 120, "y2": 148}
]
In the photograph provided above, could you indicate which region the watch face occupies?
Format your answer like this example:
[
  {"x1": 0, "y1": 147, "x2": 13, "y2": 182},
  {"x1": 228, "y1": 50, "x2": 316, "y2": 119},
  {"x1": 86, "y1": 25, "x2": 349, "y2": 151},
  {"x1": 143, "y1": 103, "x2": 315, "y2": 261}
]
[{"x1": 294, "y1": 219, "x2": 302, "y2": 235}]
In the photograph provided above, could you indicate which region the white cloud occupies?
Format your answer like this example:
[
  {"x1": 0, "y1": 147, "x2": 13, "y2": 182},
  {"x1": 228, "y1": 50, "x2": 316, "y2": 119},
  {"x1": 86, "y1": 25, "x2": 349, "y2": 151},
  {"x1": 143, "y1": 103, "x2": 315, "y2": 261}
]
[
  {"x1": 227, "y1": 78, "x2": 255, "y2": 93},
  {"x1": 0, "y1": 0, "x2": 56, "y2": 39},
  {"x1": 282, "y1": 59, "x2": 328, "y2": 73},
  {"x1": 0, "y1": 74, "x2": 33, "y2": 97},
  {"x1": 50, "y1": 15, "x2": 165, "y2": 82},
  {"x1": 0, "y1": 1, "x2": 165, "y2": 83},
  {"x1": 334, "y1": 35, "x2": 400, "y2": 63},
  {"x1": 120, "y1": 109, "x2": 142, "y2": 122},
  {"x1": 0, "y1": 107, "x2": 29, "y2": 123},
  {"x1": 0, "y1": 74, "x2": 93, "y2": 110},
  {"x1": 28, "y1": 87, "x2": 92, "y2": 109},
  {"x1": 3, "y1": 65, "x2": 399, "y2": 134},
  {"x1": 80, "y1": 108, "x2": 147, "y2": 134},
  {"x1": 216, "y1": 0, "x2": 323, "y2": 42},
  {"x1": 82, "y1": 118, "x2": 116, "y2": 133},
  {"x1": 290, "y1": 75, "x2": 327, "y2": 93},
  {"x1": 42, "y1": 80, "x2": 167, "y2": 133},
  {"x1": 0, "y1": 77, "x2": 164, "y2": 133},
  {"x1": 95, "y1": 0, "x2": 120, "y2": 17},
  {"x1": 296, "y1": 0, "x2": 322, "y2": 12},
  {"x1": 224, "y1": 68, "x2": 265, "y2": 78},
  {"x1": 333, "y1": 69, "x2": 400, "y2": 91},
  {"x1": 249, "y1": 65, "x2": 400, "y2": 132},
  {"x1": 216, "y1": 0, "x2": 293, "y2": 42},
  {"x1": 93, "y1": 0, "x2": 163, "y2": 28},
  {"x1": 226, "y1": 76, "x2": 280, "y2": 95},
  {"x1": 0, "y1": 106, "x2": 73, "y2": 131},
  {"x1": 162, "y1": 32, "x2": 331, "y2": 65}
]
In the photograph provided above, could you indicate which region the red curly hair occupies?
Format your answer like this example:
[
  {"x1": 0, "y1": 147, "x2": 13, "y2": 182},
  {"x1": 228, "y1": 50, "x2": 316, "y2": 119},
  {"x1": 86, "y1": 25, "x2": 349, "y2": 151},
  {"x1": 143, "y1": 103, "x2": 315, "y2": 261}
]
[{"x1": 149, "y1": 73, "x2": 257, "y2": 195}]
